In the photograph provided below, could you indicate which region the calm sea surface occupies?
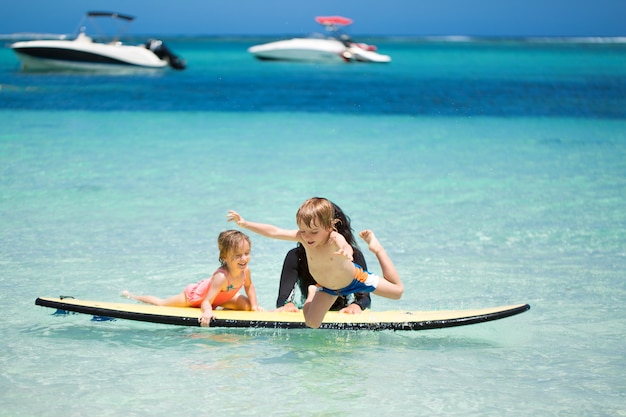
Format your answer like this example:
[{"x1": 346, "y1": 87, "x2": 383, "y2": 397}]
[{"x1": 1, "y1": 37, "x2": 625, "y2": 416}]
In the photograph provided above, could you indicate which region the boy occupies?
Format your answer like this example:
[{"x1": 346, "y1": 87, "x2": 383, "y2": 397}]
[{"x1": 227, "y1": 197, "x2": 403, "y2": 328}]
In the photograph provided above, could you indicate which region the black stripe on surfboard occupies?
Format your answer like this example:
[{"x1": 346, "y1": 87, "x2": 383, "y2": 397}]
[{"x1": 35, "y1": 297, "x2": 530, "y2": 331}]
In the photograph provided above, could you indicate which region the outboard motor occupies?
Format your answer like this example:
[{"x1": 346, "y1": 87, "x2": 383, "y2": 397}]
[{"x1": 146, "y1": 39, "x2": 186, "y2": 70}]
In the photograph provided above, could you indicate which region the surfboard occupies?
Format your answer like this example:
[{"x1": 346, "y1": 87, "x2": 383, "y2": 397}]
[{"x1": 35, "y1": 296, "x2": 530, "y2": 331}]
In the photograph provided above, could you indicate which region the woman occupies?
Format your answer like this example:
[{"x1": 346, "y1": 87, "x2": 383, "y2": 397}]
[{"x1": 274, "y1": 202, "x2": 372, "y2": 313}]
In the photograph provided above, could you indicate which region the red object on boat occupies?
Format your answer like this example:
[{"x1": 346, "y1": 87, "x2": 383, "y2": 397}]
[
  {"x1": 315, "y1": 16, "x2": 353, "y2": 26},
  {"x1": 357, "y1": 43, "x2": 377, "y2": 51}
]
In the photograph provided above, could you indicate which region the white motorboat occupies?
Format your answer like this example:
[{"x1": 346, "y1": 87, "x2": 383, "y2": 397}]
[
  {"x1": 248, "y1": 16, "x2": 391, "y2": 63},
  {"x1": 10, "y1": 11, "x2": 186, "y2": 72}
]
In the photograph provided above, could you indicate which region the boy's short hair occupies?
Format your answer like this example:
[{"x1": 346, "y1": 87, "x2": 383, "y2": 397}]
[{"x1": 296, "y1": 197, "x2": 335, "y2": 229}]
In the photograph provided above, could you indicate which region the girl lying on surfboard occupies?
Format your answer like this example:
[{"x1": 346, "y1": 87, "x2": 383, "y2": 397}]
[
  {"x1": 227, "y1": 197, "x2": 404, "y2": 329},
  {"x1": 122, "y1": 230, "x2": 262, "y2": 327}
]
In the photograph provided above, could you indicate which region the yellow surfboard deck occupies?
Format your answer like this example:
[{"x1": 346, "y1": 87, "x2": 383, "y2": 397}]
[{"x1": 36, "y1": 296, "x2": 529, "y2": 331}]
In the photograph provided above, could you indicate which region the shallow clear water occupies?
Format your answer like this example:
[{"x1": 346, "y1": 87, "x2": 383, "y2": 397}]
[{"x1": 1, "y1": 38, "x2": 625, "y2": 416}]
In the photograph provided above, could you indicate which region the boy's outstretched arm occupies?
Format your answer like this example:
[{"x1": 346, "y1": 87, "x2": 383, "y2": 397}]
[{"x1": 227, "y1": 210, "x2": 299, "y2": 241}]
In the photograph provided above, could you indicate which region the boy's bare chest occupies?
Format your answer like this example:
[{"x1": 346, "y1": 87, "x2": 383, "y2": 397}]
[
  {"x1": 305, "y1": 248, "x2": 353, "y2": 287},
  {"x1": 305, "y1": 245, "x2": 336, "y2": 265}
]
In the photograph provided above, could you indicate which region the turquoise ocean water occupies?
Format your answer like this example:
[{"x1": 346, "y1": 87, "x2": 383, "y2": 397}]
[{"x1": 1, "y1": 37, "x2": 625, "y2": 416}]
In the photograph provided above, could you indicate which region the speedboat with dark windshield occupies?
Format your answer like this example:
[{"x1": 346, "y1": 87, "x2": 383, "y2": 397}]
[{"x1": 10, "y1": 11, "x2": 186, "y2": 71}]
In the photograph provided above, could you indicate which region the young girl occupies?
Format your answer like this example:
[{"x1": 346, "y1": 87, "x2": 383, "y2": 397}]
[
  {"x1": 122, "y1": 230, "x2": 261, "y2": 327},
  {"x1": 227, "y1": 197, "x2": 404, "y2": 328}
]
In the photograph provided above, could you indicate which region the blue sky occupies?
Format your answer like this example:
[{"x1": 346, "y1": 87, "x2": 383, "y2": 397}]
[{"x1": 2, "y1": 0, "x2": 625, "y2": 37}]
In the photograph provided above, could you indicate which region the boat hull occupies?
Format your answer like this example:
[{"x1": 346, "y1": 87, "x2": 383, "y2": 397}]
[
  {"x1": 347, "y1": 46, "x2": 392, "y2": 63},
  {"x1": 11, "y1": 38, "x2": 169, "y2": 72},
  {"x1": 248, "y1": 38, "x2": 391, "y2": 63},
  {"x1": 248, "y1": 38, "x2": 348, "y2": 62}
]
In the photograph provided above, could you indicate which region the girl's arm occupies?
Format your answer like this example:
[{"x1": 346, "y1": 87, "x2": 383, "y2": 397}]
[
  {"x1": 227, "y1": 210, "x2": 299, "y2": 241},
  {"x1": 198, "y1": 298, "x2": 215, "y2": 327},
  {"x1": 198, "y1": 272, "x2": 227, "y2": 327},
  {"x1": 243, "y1": 270, "x2": 262, "y2": 311}
]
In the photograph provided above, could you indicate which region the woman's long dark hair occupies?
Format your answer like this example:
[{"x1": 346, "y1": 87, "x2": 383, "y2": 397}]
[{"x1": 332, "y1": 203, "x2": 358, "y2": 248}]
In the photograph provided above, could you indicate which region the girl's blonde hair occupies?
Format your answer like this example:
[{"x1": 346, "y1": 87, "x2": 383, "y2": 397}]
[
  {"x1": 218, "y1": 230, "x2": 251, "y2": 266},
  {"x1": 296, "y1": 197, "x2": 337, "y2": 230}
]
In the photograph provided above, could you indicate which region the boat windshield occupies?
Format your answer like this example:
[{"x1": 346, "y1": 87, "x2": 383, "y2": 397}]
[{"x1": 74, "y1": 11, "x2": 136, "y2": 43}]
